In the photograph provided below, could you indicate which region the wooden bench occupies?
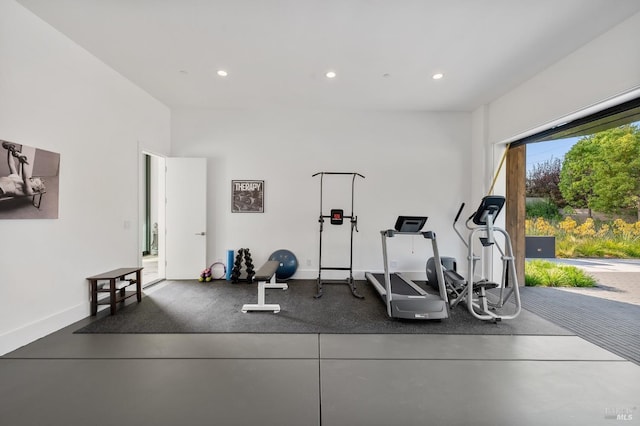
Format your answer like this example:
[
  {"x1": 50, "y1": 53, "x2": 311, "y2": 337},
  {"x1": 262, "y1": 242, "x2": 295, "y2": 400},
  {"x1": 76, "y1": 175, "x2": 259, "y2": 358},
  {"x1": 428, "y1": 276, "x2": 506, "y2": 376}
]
[
  {"x1": 87, "y1": 267, "x2": 143, "y2": 315},
  {"x1": 241, "y1": 260, "x2": 288, "y2": 313}
]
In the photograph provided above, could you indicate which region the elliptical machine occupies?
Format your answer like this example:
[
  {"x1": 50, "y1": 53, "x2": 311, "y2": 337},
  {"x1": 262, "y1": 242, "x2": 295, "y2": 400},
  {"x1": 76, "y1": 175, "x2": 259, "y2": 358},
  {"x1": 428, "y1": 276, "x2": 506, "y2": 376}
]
[{"x1": 428, "y1": 195, "x2": 521, "y2": 322}]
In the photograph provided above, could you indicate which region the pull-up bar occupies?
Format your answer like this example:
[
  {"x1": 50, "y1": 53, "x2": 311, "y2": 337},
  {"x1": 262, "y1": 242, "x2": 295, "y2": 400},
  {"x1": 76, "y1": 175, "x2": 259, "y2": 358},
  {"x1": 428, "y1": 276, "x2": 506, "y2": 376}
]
[{"x1": 312, "y1": 171, "x2": 365, "y2": 299}]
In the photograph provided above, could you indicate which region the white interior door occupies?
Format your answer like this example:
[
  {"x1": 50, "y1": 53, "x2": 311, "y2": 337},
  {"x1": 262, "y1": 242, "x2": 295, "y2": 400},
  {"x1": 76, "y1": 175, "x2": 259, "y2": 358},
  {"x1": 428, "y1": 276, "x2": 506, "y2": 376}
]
[{"x1": 165, "y1": 157, "x2": 207, "y2": 279}]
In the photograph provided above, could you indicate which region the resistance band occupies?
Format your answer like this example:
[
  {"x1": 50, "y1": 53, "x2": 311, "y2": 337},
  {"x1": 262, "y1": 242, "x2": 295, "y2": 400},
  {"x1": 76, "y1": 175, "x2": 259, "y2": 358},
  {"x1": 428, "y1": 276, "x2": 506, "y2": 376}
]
[{"x1": 487, "y1": 143, "x2": 510, "y2": 196}]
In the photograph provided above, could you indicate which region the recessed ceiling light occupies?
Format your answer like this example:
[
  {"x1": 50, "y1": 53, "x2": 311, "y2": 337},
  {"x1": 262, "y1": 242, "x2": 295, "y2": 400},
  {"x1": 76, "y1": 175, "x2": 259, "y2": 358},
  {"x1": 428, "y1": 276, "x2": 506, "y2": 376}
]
[
  {"x1": 325, "y1": 71, "x2": 337, "y2": 79},
  {"x1": 432, "y1": 73, "x2": 444, "y2": 80},
  {"x1": 217, "y1": 70, "x2": 228, "y2": 77}
]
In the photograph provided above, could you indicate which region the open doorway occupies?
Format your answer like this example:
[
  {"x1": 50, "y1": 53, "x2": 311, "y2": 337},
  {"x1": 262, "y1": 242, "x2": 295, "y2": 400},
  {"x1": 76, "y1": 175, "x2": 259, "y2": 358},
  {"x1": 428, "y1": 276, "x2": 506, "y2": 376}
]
[
  {"x1": 506, "y1": 97, "x2": 640, "y2": 293},
  {"x1": 141, "y1": 152, "x2": 166, "y2": 286}
]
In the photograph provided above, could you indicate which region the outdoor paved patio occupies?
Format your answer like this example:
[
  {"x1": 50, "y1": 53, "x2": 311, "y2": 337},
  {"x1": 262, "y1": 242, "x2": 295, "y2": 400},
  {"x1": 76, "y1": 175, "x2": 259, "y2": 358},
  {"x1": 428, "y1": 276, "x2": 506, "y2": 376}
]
[{"x1": 546, "y1": 258, "x2": 640, "y2": 306}]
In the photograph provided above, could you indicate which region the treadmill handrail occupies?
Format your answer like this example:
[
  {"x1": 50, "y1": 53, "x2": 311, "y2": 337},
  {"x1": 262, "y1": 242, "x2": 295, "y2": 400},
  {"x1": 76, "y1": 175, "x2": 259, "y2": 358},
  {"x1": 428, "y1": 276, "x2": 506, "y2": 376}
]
[{"x1": 378, "y1": 228, "x2": 449, "y2": 319}]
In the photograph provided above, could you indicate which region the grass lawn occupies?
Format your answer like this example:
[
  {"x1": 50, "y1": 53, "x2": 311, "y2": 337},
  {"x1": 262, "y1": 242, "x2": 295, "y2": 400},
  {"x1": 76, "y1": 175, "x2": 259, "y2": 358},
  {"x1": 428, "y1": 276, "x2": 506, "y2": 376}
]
[{"x1": 525, "y1": 259, "x2": 596, "y2": 287}]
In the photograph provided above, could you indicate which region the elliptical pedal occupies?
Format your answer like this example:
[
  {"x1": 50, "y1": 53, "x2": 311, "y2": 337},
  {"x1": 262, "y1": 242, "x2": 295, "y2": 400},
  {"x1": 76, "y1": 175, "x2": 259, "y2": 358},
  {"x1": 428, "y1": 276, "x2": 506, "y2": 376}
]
[{"x1": 473, "y1": 280, "x2": 499, "y2": 290}]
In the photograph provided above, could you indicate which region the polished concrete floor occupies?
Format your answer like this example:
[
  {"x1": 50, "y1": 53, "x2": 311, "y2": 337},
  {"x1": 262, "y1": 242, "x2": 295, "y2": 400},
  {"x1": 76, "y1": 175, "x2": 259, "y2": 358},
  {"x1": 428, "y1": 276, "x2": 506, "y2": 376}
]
[
  {"x1": 2, "y1": 310, "x2": 640, "y2": 425},
  {"x1": 6, "y1": 263, "x2": 639, "y2": 425}
]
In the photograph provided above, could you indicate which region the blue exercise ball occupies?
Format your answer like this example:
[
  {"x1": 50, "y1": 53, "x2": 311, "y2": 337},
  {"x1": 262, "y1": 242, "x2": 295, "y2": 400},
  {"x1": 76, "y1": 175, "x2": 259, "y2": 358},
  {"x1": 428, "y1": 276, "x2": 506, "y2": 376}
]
[{"x1": 268, "y1": 249, "x2": 298, "y2": 280}]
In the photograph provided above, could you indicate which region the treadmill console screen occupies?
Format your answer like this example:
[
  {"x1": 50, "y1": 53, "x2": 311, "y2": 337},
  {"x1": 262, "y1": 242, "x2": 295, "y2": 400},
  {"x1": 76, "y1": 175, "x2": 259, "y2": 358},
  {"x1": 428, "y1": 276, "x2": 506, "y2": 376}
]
[{"x1": 394, "y1": 216, "x2": 428, "y2": 232}]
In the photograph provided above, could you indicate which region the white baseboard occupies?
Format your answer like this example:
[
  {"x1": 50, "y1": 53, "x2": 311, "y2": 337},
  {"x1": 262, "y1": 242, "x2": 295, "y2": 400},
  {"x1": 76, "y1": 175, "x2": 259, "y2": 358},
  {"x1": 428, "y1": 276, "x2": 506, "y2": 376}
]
[{"x1": 0, "y1": 303, "x2": 87, "y2": 356}]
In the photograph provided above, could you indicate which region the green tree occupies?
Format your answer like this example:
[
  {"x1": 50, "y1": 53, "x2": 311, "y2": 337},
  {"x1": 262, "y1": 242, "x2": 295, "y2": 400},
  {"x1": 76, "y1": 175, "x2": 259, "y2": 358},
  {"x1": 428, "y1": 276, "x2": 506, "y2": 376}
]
[
  {"x1": 559, "y1": 135, "x2": 600, "y2": 217},
  {"x1": 559, "y1": 125, "x2": 640, "y2": 219},
  {"x1": 526, "y1": 157, "x2": 565, "y2": 207},
  {"x1": 590, "y1": 125, "x2": 640, "y2": 219}
]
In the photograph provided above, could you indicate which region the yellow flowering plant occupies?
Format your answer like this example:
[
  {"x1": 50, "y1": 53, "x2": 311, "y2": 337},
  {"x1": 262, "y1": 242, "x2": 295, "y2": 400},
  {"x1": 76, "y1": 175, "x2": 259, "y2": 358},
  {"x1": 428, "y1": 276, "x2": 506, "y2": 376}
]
[{"x1": 526, "y1": 215, "x2": 640, "y2": 258}]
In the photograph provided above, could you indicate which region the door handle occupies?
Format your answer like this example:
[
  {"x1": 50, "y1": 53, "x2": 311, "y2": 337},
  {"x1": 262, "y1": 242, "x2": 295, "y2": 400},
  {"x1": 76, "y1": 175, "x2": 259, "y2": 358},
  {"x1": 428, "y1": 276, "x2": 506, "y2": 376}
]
[{"x1": 195, "y1": 232, "x2": 206, "y2": 236}]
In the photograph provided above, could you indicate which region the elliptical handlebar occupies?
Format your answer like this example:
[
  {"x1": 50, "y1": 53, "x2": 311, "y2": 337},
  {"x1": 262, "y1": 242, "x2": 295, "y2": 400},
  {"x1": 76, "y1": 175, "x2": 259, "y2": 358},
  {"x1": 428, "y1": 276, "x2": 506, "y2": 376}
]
[
  {"x1": 452, "y1": 203, "x2": 469, "y2": 248},
  {"x1": 454, "y1": 203, "x2": 465, "y2": 223}
]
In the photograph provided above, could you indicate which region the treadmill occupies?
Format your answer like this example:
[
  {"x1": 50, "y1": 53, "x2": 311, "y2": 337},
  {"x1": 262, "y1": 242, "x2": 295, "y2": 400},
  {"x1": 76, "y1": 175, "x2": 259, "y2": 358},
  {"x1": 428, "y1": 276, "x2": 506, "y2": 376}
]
[{"x1": 365, "y1": 216, "x2": 449, "y2": 320}]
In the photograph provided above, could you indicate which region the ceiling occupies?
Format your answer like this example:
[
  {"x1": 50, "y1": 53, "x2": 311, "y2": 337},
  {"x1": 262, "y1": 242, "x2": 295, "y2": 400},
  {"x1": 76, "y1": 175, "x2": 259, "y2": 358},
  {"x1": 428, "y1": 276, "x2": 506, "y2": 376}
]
[{"x1": 16, "y1": 0, "x2": 640, "y2": 112}]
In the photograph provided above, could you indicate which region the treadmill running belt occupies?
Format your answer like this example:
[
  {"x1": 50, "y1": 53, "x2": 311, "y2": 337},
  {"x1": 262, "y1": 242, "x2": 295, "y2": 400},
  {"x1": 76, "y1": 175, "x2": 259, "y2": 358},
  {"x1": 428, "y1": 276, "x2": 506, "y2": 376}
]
[{"x1": 370, "y1": 273, "x2": 421, "y2": 296}]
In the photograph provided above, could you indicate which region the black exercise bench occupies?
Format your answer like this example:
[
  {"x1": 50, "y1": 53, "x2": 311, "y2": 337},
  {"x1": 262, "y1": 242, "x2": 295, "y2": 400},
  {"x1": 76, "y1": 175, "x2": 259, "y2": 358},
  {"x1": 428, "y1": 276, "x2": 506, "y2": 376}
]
[{"x1": 241, "y1": 260, "x2": 288, "y2": 313}]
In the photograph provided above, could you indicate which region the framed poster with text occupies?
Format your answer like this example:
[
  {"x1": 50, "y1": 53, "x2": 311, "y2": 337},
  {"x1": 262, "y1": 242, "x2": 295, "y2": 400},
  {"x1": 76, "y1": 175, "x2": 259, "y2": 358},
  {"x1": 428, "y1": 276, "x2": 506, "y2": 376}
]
[{"x1": 231, "y1": 180, "x2": 264, "y2": 213}]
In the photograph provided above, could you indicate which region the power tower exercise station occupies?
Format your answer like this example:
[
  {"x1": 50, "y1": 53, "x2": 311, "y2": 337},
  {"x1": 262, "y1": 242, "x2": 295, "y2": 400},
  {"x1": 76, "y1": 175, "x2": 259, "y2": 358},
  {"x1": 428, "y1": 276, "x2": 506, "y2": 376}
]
[{"x1": 313, "y1": 171, "x2": 365, "y2": 299}]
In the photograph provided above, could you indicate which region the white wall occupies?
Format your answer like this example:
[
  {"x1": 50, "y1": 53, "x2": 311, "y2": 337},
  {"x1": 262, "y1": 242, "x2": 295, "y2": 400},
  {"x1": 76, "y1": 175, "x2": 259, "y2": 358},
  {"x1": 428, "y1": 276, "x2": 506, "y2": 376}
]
[
  {"x1": 486, "y1": 11, "x2": 640, "y2": 146},
  {"x1": 0, "y1": 0, "x2": 171, "y2": 355},
  {"x1": 472, "y1": 11, "x2": 640, "y2": 209},
  {"x1": 171, "y1": 108, "x2": 471, "y2": 280}
]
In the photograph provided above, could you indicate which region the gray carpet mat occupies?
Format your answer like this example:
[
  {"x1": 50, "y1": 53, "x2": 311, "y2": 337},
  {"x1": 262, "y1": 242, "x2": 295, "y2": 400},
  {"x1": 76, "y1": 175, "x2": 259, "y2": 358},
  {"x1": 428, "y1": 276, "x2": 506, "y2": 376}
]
[
  {"x1": 75, "y1": 279, "x2": 571, "y2": 335},
  {"x1": 519, "y1": 286, "x2": 640, "y2": 365}
]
